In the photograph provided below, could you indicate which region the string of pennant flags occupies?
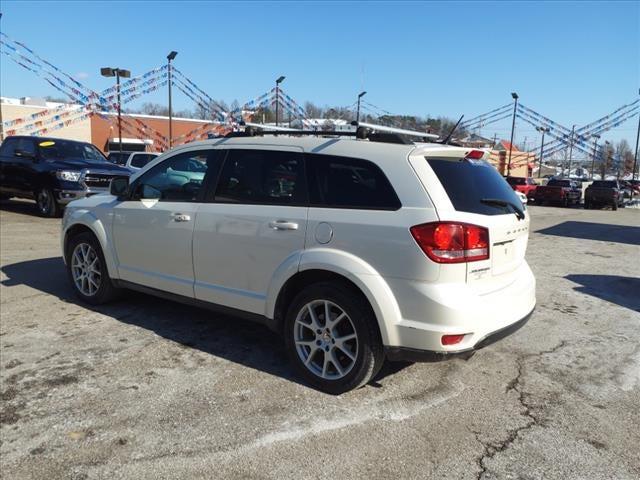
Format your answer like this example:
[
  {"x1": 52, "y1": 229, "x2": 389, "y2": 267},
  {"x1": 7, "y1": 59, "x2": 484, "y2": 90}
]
[{"x1": 1, "y1": 33, "x2": 638, "y2": 157}]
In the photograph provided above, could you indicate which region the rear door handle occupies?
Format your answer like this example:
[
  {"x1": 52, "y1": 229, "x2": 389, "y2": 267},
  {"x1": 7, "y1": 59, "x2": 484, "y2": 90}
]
[
  {"x1": 172, "y1": 213, "x2": 191, "y2": 222},
  {"x1": 268, "y1": 220, "x2": 298, "y2": 231}
]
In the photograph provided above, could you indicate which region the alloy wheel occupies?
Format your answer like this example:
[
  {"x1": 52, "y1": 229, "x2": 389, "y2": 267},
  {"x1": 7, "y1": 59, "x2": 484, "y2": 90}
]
[
  {"x1": 71, "y1": 243, "x2": 102, "y2": 296},
  {"x1": 294, "y1": 300, "x2": 359, "y2": 380}
]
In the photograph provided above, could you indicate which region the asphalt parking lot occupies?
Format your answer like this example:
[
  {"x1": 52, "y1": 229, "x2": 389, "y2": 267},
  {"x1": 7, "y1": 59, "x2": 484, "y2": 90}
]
[{"x1": 1, "y1": 200, "x2": 639, "y2": 480}]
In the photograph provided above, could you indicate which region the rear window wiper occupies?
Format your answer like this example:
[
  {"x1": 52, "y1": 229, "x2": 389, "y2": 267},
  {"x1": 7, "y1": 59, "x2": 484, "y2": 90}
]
[{"x1": 480, "y1": 198, "x2": 525, "y2": 220}]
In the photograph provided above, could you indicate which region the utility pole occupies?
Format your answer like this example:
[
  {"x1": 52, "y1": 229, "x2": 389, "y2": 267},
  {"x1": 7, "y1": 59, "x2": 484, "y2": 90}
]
[
  {"x1": 507, "y1": 92, "x2": 519, "y2": 176},
  {"x1": 356, "y1": 91, "x2": 367, "y2": 122},
  {"x1": 590, "y1": 134, "x2": 600, "y2": 180},
  {"x1": 633, "y1": 91, "x2": 640, "y2": 184},
  {"x1": 536, "y1": 126, "x2": 549, "y2": 178},
  {"x1": 566, "y1": 125, "x2": 576, "y2": 179},
  {"x1": 0, "y1": 13, "x2": 4, "y2": 142}
]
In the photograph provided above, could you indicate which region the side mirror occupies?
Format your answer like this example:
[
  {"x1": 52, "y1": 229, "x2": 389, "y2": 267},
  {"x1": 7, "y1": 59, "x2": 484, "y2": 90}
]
[
  {"x1": 110, "y1": 176, "x2": 130, "y2": 198},
  {"x1": 15, "y1": 149, "x2": 36, "y2": 160}
]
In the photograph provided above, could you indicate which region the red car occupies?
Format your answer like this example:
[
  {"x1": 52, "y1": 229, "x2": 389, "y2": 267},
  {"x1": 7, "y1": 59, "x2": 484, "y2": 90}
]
[{"x1": 506, "y1": 176, "x2": 538, "y2": 201}]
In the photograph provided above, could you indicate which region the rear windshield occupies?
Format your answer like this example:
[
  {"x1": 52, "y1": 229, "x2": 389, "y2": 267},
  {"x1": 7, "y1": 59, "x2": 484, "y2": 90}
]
[
  {"x1": 108, "y1": 152, "x2": 130, "y2": 165},
  {"x1": 590, "y1": 181, "x2": 617, "y2": 188},
  {"x1": 130, "y1": 154, "x2": 157, "y2": 168},
  {"x1": 547, "y1": 179, "x2": 571, "y2": 187},
  {"x1": 427, "y1": 158, "x2": 522, "y2": 216},
  {"x1": 506, "y1": 177, "x2": 526, "y2": 185}
]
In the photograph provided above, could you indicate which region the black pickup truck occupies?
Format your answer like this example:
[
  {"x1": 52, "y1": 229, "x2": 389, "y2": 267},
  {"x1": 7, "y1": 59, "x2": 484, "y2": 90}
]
[
  {"x1": 0, "y1": 136, "x2": 131, "y2": 217},
  {"x1": 584, "y1": 180, "x2": 624, "y2": 210}
]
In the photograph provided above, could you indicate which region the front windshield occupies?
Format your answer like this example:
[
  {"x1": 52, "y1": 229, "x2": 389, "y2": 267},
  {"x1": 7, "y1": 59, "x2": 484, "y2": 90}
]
[{"x1": 38, "y1": 139, "x2": 107, "y2": 162}]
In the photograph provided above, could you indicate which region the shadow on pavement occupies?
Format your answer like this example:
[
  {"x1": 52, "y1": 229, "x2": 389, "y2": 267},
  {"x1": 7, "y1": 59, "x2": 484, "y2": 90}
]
[
  {"x1": 0, "y1": 199, "x2": 41, "y2": 217},
  {"x1": 535, "y1": 221, "x2": 640, "y2": 246},
  {"x1": 1, "y1": 257, "x2": 411, "y2": 391},
  {"x1": 565, "y1": 274, "x2": 640, "y2": 313}
]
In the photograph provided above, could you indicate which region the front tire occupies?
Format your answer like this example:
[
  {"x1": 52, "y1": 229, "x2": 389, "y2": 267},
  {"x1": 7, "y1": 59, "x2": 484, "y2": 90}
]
[
  {"x1": 284, "y1": 282, "x2": 384, "y2": 394},
  {"x1": 36, "y1": 188, "x2": 61, "y2": 217},
  {"x1": 66, "y1": 232, "x2": 120, "y2": 305}
]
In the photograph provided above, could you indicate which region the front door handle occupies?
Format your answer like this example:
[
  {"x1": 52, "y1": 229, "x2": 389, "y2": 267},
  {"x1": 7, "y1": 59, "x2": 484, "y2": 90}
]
[
  {"x1": 268, "y1": 220, "x2": 298, "y2": 231},
  {"x1": 172, "y1": 213, "x2": 191, "y2": 222}
]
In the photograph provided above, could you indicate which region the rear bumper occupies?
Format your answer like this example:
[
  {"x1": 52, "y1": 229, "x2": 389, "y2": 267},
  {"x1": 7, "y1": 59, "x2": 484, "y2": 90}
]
[
  {"x1": 385, "y1": 306, "x2": 533, "y2": 362},
  {"x1": 382, "y1": 262, "x2": 536, "y2": 354}
]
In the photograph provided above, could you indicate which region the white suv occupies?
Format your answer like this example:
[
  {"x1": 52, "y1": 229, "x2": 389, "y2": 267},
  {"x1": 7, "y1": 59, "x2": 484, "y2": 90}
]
[{"x1": 62, "y1": 132, "x2": 535, "y2": 394}]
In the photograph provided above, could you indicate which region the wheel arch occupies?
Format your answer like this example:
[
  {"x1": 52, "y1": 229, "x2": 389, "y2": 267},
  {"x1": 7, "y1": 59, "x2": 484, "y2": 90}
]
[
  {"x1": 62, "y1": 214, "x2": 118, "y2": 278},
  {"x1": 268, "y1": 250, "x2": 402, "y2": 345}
]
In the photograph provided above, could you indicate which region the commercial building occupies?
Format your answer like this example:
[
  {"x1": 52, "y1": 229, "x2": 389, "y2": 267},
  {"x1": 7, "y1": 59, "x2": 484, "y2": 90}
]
[{"x1": 1, "y1": 97, "x2": 217, "y2": 153}]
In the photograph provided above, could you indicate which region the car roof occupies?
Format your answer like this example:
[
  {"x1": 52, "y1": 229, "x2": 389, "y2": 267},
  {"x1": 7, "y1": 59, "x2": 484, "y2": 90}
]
[
  {"x1": 167, "y1": 135, "x2": 474, "y2": 159},
  {"x1": 8, "y1": 135, "x2": 90, "y2": 146}
]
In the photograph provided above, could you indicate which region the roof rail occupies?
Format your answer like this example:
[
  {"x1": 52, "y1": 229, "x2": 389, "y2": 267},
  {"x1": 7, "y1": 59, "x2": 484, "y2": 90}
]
[
  {"x1": 228, "y1": 120, "x2": 441, "y2": 145},
  {"x1": 351, "y1": 121, "x2": 439, "y2": 140}
]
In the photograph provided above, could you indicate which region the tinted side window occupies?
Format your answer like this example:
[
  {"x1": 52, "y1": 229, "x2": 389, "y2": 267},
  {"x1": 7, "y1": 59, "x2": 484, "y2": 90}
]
[
  {"x1": 0, "y1": 138, "x2": 19, "y2": 157},
  {"x1": 214, "y1": 149, "x2": 305, "y2": 205},
  {"x1": 133, "y1": 150, "x2": 218, "y2": 202},
  {"x1": 18, "y1": 138, "x2": 36, "y2": 156},
  {"x1": 306, "y1": 154, "x2": 400, "y2": 210}
]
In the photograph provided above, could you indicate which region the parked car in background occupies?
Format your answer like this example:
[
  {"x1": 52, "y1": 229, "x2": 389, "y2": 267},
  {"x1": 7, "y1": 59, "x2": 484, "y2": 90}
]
[
  {"x1": 619, "y1": 180, "x2": 636, "y2": 199},
  {"x1": 534, "y1": 178, "x2": 582, "y2": 207},
  {"x1": 0, "y1": 136, "x2": 130, "y2": 217},
  {"x1": 584, "y1": 180, "x2": 624, "y2": 210},
  {"x1": 125, "y1": 152, "x2": 159, "y2": 171},
  {"x1": 515, "y1": 190, "x2": 528, "y2": 207},
  {"x1": 106, "y1": 151, "x2": 132, "y2": 166},
  {"x1": 506, "y1": 176, "x2": 538, "y2": 201},
  {"x1": 62, "y1": 133, "x2": 535, "y2": 394},
  {"x1": 107, "y1": 151, "x2": 159, "y2": 171}
]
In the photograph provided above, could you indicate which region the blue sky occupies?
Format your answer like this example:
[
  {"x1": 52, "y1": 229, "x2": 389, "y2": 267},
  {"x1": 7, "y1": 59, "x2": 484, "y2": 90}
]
[{"x1": 1, "y1": 0, "x2": 638, "y2": 150}]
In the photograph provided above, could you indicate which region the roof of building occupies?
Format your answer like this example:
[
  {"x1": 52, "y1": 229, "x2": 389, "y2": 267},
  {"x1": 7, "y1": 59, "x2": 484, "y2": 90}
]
[{"x1": 496, "y1": 140, "x2": 519, "y2": 151}]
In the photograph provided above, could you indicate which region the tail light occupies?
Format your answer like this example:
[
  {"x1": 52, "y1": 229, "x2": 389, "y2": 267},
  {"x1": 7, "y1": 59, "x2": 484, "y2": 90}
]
[
  {"x1": 410, "y1": 222, "x2": 489, "y2": 263},
  {"x1": 441, "y1": 334, "x2": 466, "y2": 346},
  {"x1": 465, "y1": 150, "x2": 485, "y2": 160}
]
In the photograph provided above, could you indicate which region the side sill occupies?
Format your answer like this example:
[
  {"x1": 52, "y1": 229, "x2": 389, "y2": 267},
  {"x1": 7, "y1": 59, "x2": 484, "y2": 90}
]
[{"x1": 113, "y1": 279, "x2": 278, "y2": 331}]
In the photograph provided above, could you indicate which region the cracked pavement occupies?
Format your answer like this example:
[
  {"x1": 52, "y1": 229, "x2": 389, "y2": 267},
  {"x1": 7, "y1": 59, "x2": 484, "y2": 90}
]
[{"x1": 1, "y1": 200, "x2": 639, "y2": 479}]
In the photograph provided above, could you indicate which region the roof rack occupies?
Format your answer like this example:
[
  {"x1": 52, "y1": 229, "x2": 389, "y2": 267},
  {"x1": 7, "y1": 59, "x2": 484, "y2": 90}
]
[{"x1": 227, "y1": 121, "x2": 441, "y2": 145}]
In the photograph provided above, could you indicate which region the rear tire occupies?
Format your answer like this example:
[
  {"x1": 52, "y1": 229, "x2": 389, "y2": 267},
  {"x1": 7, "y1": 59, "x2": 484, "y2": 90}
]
[
  {"x1": 284, "y1": 281, "x2": 384, "y2": 394},
  {"x1": 66, "y1": 232, "x2": 120, "y2": 305},
  {"x1": 36, "y1": 188, "x2": 61, "y2": 217},
  {"x1": 612, "y1": 202, "x2": 618, "y2": 211}
]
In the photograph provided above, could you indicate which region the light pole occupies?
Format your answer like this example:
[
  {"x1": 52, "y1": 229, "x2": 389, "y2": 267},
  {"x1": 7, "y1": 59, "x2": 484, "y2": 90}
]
[
  {"x1": 356, "y1": 91, "x2": 367, "y2": 122},
  {"x1": 275, "y1": 76, "x2": 285, "y2": 127},
  {"x1": 590, "y1": 134, "x2": 600, "y2": 180},
  {"x1": 633, "y1": 91, "x2": 640, "y2": 183},
  {"x1": 167, "y1": 51, "x2": 178, "y2": 149},
  {"x1": 566, "y1": 124, "x2": 576, "y2": 179},
  {"x1": 536, "y1": 126, "x2": 549, "y2": 178},
  {"x1": 507, "y1": 92, "x2": 518, "y2": 176},
  {"x1": 0, "y1": 13, "x2": 4, "y2": 142},
  {"x1": 101, "y1": 67, "x2": 131, "y2": 154}
]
